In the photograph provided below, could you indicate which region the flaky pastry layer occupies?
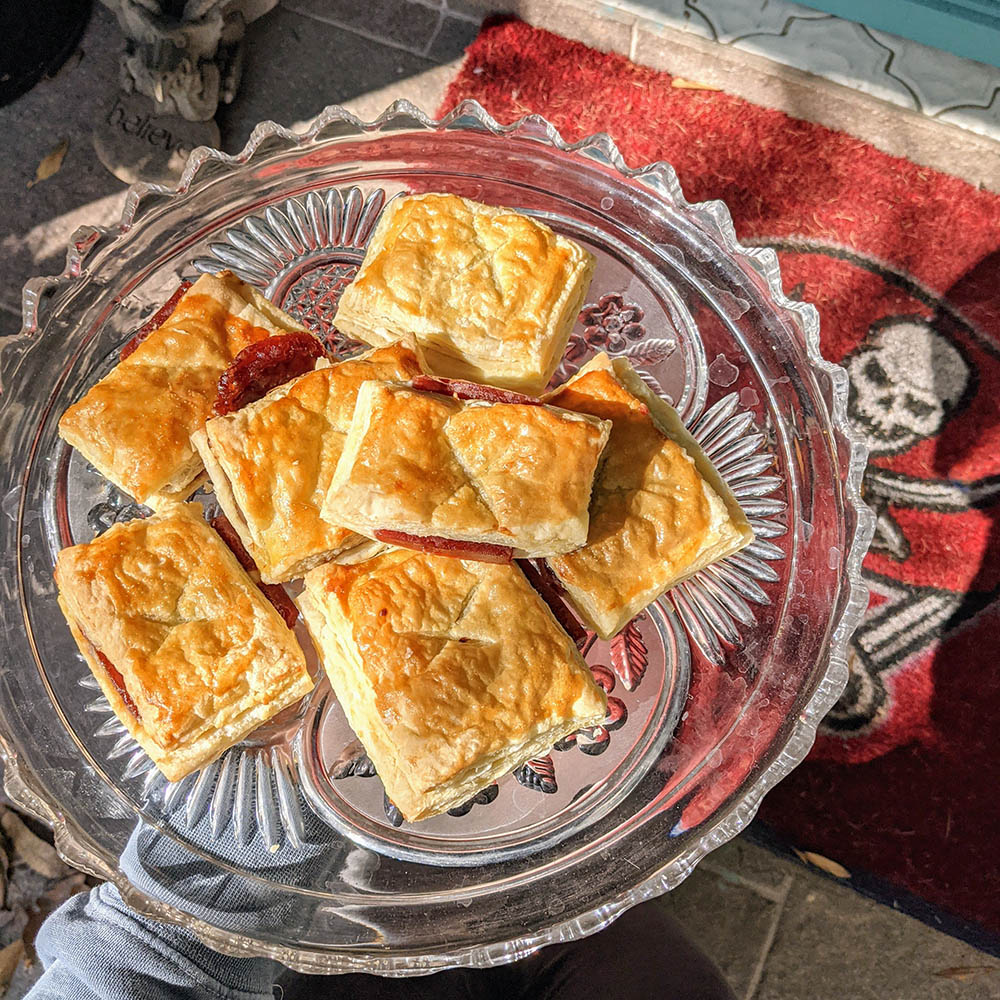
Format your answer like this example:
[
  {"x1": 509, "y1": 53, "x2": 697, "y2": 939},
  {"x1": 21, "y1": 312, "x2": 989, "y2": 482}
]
[
  {"x1": 54, "y1": 502, "x2": 312, "y2": 781},
  {"x1": 332, "y1": 193, "x2": 595, "y2": 394},
  {"x1": 58, "y1": 271, "x2": 308, "y2": 505},
  {"x1": 323, "y1": 380, "x2": 611, "y2": 558},
  {"x1": 298, "y1": 549, "x2": 607, "y2": 821},
  {"x1": 544, "y1": 354, "x2": 754, "y2": 638},
  {"x1": 193, "y1": 342, "x2": 423, "y2": 583}
]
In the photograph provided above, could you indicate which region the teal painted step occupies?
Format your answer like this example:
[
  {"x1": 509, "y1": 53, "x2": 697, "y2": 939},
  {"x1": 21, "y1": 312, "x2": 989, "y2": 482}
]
[{"x1": 800, "y1": 0, "x2": 1000, "y2": 69}]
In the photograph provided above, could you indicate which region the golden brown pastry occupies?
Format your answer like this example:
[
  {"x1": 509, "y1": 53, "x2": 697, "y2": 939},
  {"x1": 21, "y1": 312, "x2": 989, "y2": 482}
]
[
  {"x1": 545, "y1": 354, "x2": 754, "y2": 638},
  {"x1": 332, "y1": 193, "x2": 595, "y2": 395},
  {"x1": 322, "y1": 380, "x2": 612, "y2": 559},
  {"x1": 54, "y1": 502, "x2": 313, "y2": 782},
  {"x1": 58, "y1": 271, "x2": 310, "y2": 506},
  {"x1": 298, "y1": 549, "x2": 607, "y2": 821},
  {"x1": 192, "y1": 342, "x2": 424, "y2": 583}
]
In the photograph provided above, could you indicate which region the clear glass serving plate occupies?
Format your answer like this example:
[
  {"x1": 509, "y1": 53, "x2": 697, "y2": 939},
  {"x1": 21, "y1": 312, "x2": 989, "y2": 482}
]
[{"x1": 0, "y1": 101, "x2": 873, "y2": 973}]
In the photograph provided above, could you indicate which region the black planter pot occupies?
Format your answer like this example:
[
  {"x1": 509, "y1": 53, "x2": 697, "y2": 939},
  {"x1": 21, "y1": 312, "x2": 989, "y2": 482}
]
[{"x1": 0, "y1": 0, "x2": 94, "y2": 106}]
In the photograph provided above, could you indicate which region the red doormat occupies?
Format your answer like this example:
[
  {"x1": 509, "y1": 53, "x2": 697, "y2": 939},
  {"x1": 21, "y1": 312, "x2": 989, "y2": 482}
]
[{"x1": 441, "y1": 18, "x2": 1000, "y2": 943}]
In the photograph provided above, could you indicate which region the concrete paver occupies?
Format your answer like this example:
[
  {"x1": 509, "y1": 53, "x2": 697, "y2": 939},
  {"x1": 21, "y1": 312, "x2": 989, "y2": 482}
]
[
  {"x1": 660, "y1": 855, "x2": 790, "y2": 999},
  {"x1": 282, "y1": 0, "x2": 443, "y2": 55},
  {"x1": 758, "y1": 870, "x2": 998, "y2": 1000},
  {"x1": 680, "y1": 836, "x2": 999, "y2": 1000},
  {"x1": 218, "y1": 6, "x2": 441, "y2": 150}
]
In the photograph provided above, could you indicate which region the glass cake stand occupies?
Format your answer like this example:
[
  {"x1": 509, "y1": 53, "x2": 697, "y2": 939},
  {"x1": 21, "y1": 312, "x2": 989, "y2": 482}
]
[{"x1": 0, "y1": 101, "x2": 873, "y2": 973}]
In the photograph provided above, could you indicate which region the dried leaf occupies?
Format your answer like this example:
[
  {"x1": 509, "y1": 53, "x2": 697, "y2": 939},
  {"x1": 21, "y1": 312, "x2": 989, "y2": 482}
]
[
  {"x1": 27, "y1": 139, "x2": 69, "y2": 189},
  {"x1": 933, "y1": 965, "x2": 995, "y2": 981},
  {"x1": 0, "y1": 835, "x2": 8, "y2": 909},
  {"x1": 671, "y1": 78, "x2": 721, "y2": 91},
  {"x1": 0, "y1": 940, "x2": 23, "y2": 991},
  {"x1": 20, "y1": 910, "x2": 43, "y2": 968},
  {"x1": 1, "y1": 811, "x2": 67, "y2": 879},
  {"x1": 5, "y1": 902, "x2": 27, "y2": 933},
  {"x1": 41, "y1": 872, "x2": 86, "y2": 908},
  {"x1": 793, "y1": 848, "x2": 850, "y2": 879},
  {"x1": 20, "y1": 873, "x2": 86, "y2": 968}
]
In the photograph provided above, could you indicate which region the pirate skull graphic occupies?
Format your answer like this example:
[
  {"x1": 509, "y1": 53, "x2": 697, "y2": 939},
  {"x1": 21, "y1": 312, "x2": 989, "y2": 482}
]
[
  {"x1": 846, "y1": 317, "x2": 971, "y2": 457},
  {"x1": 759, "y1": 240, "x2": 999, "y2": 746}
]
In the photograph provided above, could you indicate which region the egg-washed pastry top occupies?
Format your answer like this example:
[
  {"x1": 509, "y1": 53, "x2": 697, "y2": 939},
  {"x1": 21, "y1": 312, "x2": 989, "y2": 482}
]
[
  {"x1": 192, "y1": 342, "x2": 424, "y2": 584},
  {"x1": 58, "y1": 271, "x2": 309, "y2": 506},
  {"x1": 332, "y1": 193, "x2": 595, "y2": 395},
  {"x1": 53, "y1": 502, "x2": 312, "y2": 782},
  {"x1": 323, "y1": 380, "x2": 612, "y2": 560},
  {"x1": 297, "y1": 549, "x2": 607, "y2": 821},
  {"x1": 545, "y1": 354, "x2": 754, "y2": 638}
]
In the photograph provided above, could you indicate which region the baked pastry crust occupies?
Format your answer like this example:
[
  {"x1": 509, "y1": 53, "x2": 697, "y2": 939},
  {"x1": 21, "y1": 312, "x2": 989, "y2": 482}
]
[
  {"x1": 298, "y1": 549, "x2": 607, "y2": 821},
  {"x1": 192, "y1": 342, "x2": 424, "y2": 583},
  {"x1": 323, "y1": 380, "x2": 612, "y2": 558},
  {"x1": 332, "y1": 193, "x2": 595, "y2": 395},
  {"x1": 58, "y1": 271, "x2": 308, "y2": 505},
  {"x1": 545, "y1": 354, "x2": 754, "y2": 638},
  {"x1": 54, "y1": 502, "x2": 313, "y2": 781}
]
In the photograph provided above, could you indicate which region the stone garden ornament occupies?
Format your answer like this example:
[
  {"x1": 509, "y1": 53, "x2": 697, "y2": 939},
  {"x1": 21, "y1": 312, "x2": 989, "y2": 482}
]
[{"x1": 94, "y1": 0, "x2": 276, "y2": 183}]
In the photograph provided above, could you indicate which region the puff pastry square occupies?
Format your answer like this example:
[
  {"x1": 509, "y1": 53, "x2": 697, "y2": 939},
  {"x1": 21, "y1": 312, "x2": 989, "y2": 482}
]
[
  {"x1": 545, "y1": 354, "x2": 754, "y2": 638},
  {"x1": 192, "y1": 342, "x2": 424, "y2": 583},
  {"x1": 323, "y1": 380, "x2": 612, "y2": 559},
  {"x1": 332, "y1": 193, "x2": 595, "y2": 395},
  {"x1": 58, "y1": 271, "x2": 309, "y2": 505},
  {"x1": 298, "y1": 549, "x2": 607, "y2": 821},
  {"x1": 54, "y1": 502, "x2": 313, "y2": 782}
]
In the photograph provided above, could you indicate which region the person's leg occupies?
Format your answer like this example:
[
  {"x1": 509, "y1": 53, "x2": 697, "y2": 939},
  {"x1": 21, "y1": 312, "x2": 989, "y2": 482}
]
[
  {"x1": 510, "y1": 901, "x2": 736, "y2": 1000},
  {"x1": 279, "y1": 963, "x2": 517, "y2": 999},
  {"x1": 279, "y1": 902, "x2": 733, "y2": 1000}
]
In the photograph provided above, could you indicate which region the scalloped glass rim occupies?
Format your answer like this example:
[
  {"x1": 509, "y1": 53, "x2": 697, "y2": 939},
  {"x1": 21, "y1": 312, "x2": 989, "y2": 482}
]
[{"x1": 0, "y1": 99, "x2": 875, "y2": 973}]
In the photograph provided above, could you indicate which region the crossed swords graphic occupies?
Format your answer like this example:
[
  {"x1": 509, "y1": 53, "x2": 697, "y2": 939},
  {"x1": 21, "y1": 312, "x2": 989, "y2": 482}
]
[{"x1": 827, "y1": 467, "x2": 1000, "y2": 731}]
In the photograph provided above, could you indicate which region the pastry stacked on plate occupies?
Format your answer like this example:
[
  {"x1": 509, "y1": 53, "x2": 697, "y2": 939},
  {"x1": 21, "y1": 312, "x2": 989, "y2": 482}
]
[{"x1": 54, "y1": 193, "x2": 753, "y2": 822}]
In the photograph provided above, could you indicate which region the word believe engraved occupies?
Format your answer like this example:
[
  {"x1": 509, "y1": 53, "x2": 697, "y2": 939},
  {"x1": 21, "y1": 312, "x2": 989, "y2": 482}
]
[{"x1": 104, "y1": 95, "x2": 193, "y2": 154}]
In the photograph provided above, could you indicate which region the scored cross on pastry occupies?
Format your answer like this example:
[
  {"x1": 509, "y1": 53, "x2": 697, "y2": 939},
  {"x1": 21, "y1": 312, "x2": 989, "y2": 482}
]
[
  {"x1": 297, "y1": 549, "x2": 607, "y2": 822},
  {"x1": 322, "y1": 378, "x2": 612, "y2": 561},
  {"x1": 58, "y1": 270, "x2": 314, "y2": 506},
  {"x1": 544, "y1": 354, "x2": 754, "y2": 638},
  {"x1": 192, "y1": 341, "x2": 424, "y2": 583},
  {"x1": 332, "y1": 193, "x2": 595, "y2": 395},
  {"x1": 53, "y1": 502, "x2": 313, "y2": 782}
]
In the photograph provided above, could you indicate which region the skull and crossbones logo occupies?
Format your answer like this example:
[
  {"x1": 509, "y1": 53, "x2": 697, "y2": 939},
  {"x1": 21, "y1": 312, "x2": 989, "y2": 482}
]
[
  {"x1": 846, "y1": 317, "x2": 971, "y2": 457},
  {"x1": 844, "y1": 317, "x2": 974, "y2": 564},
  {"x1": 829, "y1": 316, "x2": 978, "y2": 732}
]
